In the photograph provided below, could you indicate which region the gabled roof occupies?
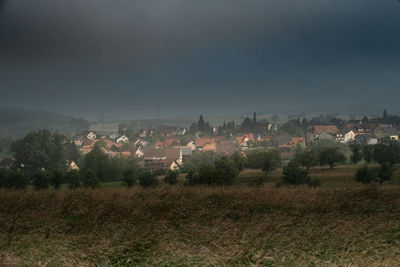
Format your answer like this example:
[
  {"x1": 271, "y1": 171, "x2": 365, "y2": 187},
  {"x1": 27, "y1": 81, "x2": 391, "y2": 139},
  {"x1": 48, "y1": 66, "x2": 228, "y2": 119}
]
[{"x1": 312, "y1": 125, "x2": 339, "y2": 135}]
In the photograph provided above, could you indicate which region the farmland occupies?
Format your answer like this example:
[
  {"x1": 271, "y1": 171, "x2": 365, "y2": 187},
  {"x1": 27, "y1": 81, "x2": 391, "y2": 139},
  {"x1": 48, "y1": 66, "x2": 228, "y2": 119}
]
[{"x1": 1, "y1": 166, "x2": 400, "y2": 266}]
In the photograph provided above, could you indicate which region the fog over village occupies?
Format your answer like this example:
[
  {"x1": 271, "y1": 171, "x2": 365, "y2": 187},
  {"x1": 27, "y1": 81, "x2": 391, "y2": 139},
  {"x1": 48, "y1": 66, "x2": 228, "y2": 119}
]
[{"x1": 1, "y1": 1, "x2": 400, "y2": 266}]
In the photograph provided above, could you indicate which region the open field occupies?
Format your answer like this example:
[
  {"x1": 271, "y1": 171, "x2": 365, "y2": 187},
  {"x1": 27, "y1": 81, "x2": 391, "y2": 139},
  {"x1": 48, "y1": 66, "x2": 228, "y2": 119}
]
[{"x1": 1, "y1": 166, "x2": 400, "y2": 266}]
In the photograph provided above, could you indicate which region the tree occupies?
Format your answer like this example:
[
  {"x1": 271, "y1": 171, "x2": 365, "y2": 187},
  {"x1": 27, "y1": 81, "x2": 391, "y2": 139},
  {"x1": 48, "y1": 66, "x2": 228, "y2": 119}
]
[
  {"x1": 362, "y1": 145, "x2": 375, "y2": 163},
  {"x1": 373, "y1": 143, "x2": 400, "y2": 167},
  {"x1": 197, "y1": 115, "x2": 206, "y2": 132},
  {"x1": 6, "y1": 170, "x2": 27, "y2": 189},
  {"x1": 187, "y1": 156, "x2": 239, "y2": 186},
  {"x1": 0, "y1": 169, "x2": 8, "y2": 188},
  {"x1": 294, "y1": 150, "x2": 318, "y2": 170},
  {"x1": 82, "y1": 169, "x2": 99, "y2": 188},
  {"x1": 32, "y1": 169, "x2": 50, "y2": 189},
  {"x1": 49, "y1": 168, "x2": 65, "y2": 189},
  {"x1": 138, "y1": 170, "x2": 157, "y2": 187},
  {"x1": 65, "y1": 170, "x2": 81, "y2": 188},
  {"x1": 282, "y1": 161, "x2": 311, "y2": 185},
  {"x1": 350, "y1": 144, "x2": 362, "y2": 165},
  {"x1": 319, "y1": 147, "x2": 346, "y2": 169},
  {"x1": 183, "y1": 151, "x2": 219, "y2": 174},
  {"x1": 164, "y1": 170, "x2": 178, "y2": 185},
  {"x1": 123, "y1": 168, "x2": 138, "y2": 187},
  {"x1": 9, "y1": 130, "x2": 79, "y2": 172},
  {"x1": 247, "y1": 149, "x2": 281, "y2": 184},
  {"x1": 355, "y1": 165, "x2": 377, "y2": 184},
  {"x1": 230, "y1": 151, "x2": 247, "y2": 172},
  {"x1": 383, "y1": 109, "x2": 388, "y2": 120},
  {"x1": 378, "y1": 162, "x2": 393, "y2": 185}
]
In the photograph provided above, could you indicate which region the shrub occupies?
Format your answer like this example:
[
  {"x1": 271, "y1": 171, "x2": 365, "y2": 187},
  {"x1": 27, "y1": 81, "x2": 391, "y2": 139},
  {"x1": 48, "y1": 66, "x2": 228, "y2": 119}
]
[
  {"x1": 187, "y1": 156, "x2": 238, "y2": 186},
  {"x1": 282, "y1": 161, "x2": 310, "y2": 185},
  {"x1": 49, "y1": 168, "x2": 65, "y2": 189},
  {"x1": 138, "y1": 170, "x2": 157, "y2": 187},
  {"x1": 123, "y1": 168, "x2": 138, "y2": 187},
  {"x1": 0, "y1": 169, "x2": 7, "y2": 188},
  {"x1": 32, "y1": 169, "x2": 50, "y2": 189},
  {"x1": 164, "y1": 170, "x2": 178, "y2": 185},
  {"x1": 378, "y1": 162, "x2": 393, "y2": 184},
  {"x1": 355, "y1": 165, "x2": 378, "y2": 184},
  {"x1": 65, "y1": 170, "x2": 81, "y2": 188},
  {"x1": 6, "y1": 170, "x2": 27, "y2": 189},
  {"x1": 82, "y1": 169, "x2": 99, "y2": 188}
]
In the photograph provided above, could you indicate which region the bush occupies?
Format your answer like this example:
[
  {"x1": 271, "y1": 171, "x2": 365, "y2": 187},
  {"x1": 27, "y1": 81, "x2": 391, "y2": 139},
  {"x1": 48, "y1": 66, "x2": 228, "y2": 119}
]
[
  {"x1": 82, "y1": 169, "x2": 99, "y2": 188},
  {"x1": 282, "y1": 161, "x2": 310, "y2": 185},
  {"x1": 123, "y1": 168, "x2": 138, "y2": 187},
  {"x1": 0, "y1": 169, "x2": 7, "y2": 188},
  {"x1": 49, "y1": 168, "x2": 65, "y2": 189},
  {"x1": 32, "y1": 169, "x2": 50, "y2": 189},
  {"x1": 65, "y1": 170, "x2": 81, "y2": 188},
  {"x1": 138, "y1": 170, "x2": 157, "y2": 187},
  {"x1": 378, "y1": 162, "x2": 393, "y2": 184},
  {"x1": 164, "y1": 170, "x2": 178, "y2": 185},
  {"x1": 355, "y1": 165, "x2": 378, "y2": 184},
  {"x1": 5, "y1": 170, "x2": 27, "y2": 189},
  {"x1": 187, "y1": 156, "x2": 239, "y2": 186}
]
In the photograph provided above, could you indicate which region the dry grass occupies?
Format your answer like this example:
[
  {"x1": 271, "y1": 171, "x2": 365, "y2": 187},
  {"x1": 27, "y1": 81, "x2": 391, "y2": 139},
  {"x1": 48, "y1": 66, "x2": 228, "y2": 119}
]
[{"x1": 1, "y1": 184, "x2": 400, "y2": 266}]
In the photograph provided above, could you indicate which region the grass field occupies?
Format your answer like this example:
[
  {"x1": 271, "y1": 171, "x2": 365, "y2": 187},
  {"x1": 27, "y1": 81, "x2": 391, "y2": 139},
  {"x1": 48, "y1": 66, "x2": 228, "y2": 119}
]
[{"x1": 1, "y1": 166, "x2": 400, "y2": 266}]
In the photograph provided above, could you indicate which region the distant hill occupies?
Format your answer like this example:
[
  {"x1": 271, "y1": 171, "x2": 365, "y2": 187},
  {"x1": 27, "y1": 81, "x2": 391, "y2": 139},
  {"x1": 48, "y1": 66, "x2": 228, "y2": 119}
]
[{"x1": 0, "y1": 107, "x2": 89, "y2": 138}]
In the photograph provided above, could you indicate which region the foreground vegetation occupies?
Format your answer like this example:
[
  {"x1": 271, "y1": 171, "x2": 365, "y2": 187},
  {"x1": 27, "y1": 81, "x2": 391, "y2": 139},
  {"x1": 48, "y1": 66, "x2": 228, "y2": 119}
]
[{"x1": 1, "y1": 184, "x2": 400, "y2": 266}]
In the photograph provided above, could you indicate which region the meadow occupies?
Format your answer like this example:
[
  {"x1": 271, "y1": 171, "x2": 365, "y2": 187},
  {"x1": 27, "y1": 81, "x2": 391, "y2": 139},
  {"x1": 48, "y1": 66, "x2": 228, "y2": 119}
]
[{"x1": 1, "y1": 166, "x2": 400, "y2": 266}]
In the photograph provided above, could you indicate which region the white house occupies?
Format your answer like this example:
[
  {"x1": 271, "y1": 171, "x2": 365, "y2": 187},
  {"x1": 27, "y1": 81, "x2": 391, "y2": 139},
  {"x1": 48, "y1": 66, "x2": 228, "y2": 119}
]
[
  {"x1": 342, "y1": 130, "x2": 356, "y2": 143},
  {"x1": 109, "y1": 133, "x2": 118, "y2": 140},
  {"x1": 87, "y1": 131, "x2": 97, "y2": 140},
  {"x1": 116, "y1": 135, "x2": 129, "y2": 144}
]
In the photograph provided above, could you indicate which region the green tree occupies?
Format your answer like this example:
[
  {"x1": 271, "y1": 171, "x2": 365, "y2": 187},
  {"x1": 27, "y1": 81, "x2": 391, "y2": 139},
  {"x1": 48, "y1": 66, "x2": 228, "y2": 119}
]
[
  {"x1": 230, "y1": 151, "x2": 246, "y2": 172},
  {"x1": 378, "y1": 162, "x2": 393, "y2": 185},
  {"x1": 65, "y1": 170, "x2": 81, "y2": 188},
  {"x1": 32, "y1": 169, "x2": 50, "y2": 189},
  {"x1": 122, "y1": 168, "x2": 138, "y2": 187},
  {"x1": 164, "y1": 170, "x2": 178, "y2": 185},
  {"x1": 0, "y1": 169, "x2": 7, "y2": 188},
  {"x1": 7, "y1": 170, "x2": 27, "y2": 189},
  {"x1": 282, "y1": 161, "x2": 310, "y2": 185},
  {"x1": 350, "y1": 144, "x2": 362, "y2": 165},
  {"x1": 138, "y1": 170, "x2": 157, "y2": 187},
  {"x1": 319, "y1": 147, "x2": 346, "y2": 169},
  {"x1": 82, "y1": 169, "x2": 99, "y2": 188},
  {"x1": 294, "y1": 150, "x2": 318, "y2": 170},
  {"x1": 362, "y1": 145, "x2": 375, "y2": 163},
  {"x1": 355, "y1": 165, "x2": 378, "y2": 184},
  {"x1": 49, "y1": 168, "x2": 65, "y2": 189}
]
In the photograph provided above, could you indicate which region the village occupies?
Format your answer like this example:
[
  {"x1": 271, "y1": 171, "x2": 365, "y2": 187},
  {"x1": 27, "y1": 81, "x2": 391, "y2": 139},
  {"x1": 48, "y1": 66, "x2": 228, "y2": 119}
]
[{"x1": 66, "y1": 111, "x2": 400, "y2": 172}]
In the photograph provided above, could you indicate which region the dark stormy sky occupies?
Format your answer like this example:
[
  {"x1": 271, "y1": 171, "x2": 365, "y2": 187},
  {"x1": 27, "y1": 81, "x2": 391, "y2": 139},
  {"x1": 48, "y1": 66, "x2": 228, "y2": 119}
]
[{"x1": 0, "y1": 0, "x2": 400, "y2": 120}]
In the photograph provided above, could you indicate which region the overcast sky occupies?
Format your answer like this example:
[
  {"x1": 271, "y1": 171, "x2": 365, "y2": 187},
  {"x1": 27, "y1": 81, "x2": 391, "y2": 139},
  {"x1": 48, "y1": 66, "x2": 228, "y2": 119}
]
[{"x1": 0, "y1": 0, "x2": 400, "y2": 120}]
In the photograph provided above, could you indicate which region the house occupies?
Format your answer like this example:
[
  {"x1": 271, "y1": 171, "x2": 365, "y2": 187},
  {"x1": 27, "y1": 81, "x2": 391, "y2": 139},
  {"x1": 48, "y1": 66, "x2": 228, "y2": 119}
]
[
  {"x1": 307, "y1": 125, "x2": 339, "y2": 143},
  {"x1": 372, "y1": 124, "x2": 398, "y2": 139},
  {"x1": 236, "y1": 134, "x2": 255, "y2": 146},
  {"x1": 194, "y1": 137, "x2": 224, "y2": 150},
  {"x1": 116, "y1": 135, "x2": 129, "y2": 144},
  {"x1": 86, "y1": 131, "x2": 97, "y2": 140},
  {"x1": 143, "y1": 148, "x2": 183, "y2": 171},
  {"x1": 172, "y1": 146, "x2": 193, "y2": 162},
  {"x1": 338, "y1": 129, "x2": 355, "y2": 143},
  {"x1": 68, "y1": 161, "x2": 80, "y2": 171},
  {"x1": 278, "y1": 137, "x2": 306, "y2": 149},
  {"x1": 216, "y1": 141, "x2": 238, "y2": 156},
  {"x1": 354, "y1": 134, "x2": 378, "y2": 146},
  {"x1": 73, "y1": 136, "x2": 84, "y2": 146},
  {"x1": 137, "y1": 129, "x2": 154, "y2": 138},
  {"x1": 154, "y1": 138, "x2": 180, "y2": 148},
  {"x1": 109, "y1": 133, "x2": 119, "y2": 140},
  {"x1": 156, "y1": 126, "x2": 186, "y2": 136},
  {"x1": 129, "y1": 147, "x2": 144, "y2": 158}
]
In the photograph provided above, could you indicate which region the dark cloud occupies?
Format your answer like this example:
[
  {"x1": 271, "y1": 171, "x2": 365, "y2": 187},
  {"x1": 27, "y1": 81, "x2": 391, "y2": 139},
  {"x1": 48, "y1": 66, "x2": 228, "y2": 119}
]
[{"x1": 1, "y1": 0, "x2": 400, "y2": 119}]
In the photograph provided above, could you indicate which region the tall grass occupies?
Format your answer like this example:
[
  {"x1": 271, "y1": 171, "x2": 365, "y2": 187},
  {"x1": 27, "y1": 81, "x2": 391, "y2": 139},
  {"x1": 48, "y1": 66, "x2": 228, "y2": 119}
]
[{"x1": 1, "y1": 185, "x2": 400, "y2": 266}]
